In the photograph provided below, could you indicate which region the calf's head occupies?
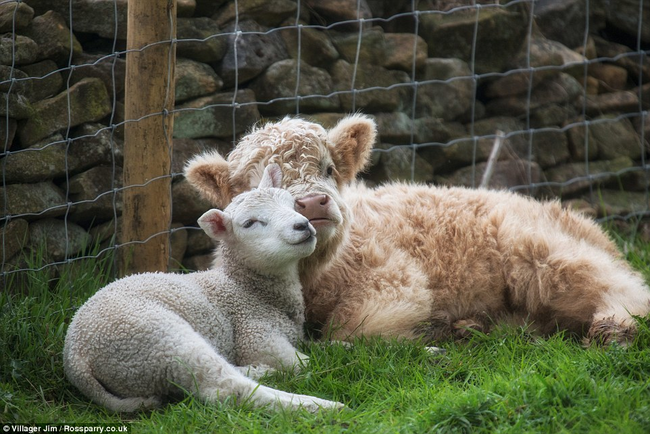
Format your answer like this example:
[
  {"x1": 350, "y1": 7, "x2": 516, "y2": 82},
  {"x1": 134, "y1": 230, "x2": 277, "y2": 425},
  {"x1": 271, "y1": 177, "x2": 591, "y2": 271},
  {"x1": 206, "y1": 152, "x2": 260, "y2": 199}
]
[
  {"x1": 186, "y1": 114, "x2": 377, "y2": 259},
  {"x1": 198, "y1": 164, "x2": 317, "y2": 274}
]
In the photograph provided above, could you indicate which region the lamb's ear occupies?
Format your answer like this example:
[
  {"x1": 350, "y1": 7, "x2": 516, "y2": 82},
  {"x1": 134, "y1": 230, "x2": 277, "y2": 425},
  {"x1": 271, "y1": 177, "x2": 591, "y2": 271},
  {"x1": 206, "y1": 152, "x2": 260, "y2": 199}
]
[
  {"x1": 258, "y1": 163, "x2": 283, "y2": 189},
  {"x1": 198, "y1": 209, "x2": 231, "y2": 240},
  {"x1": 327, "y1": 113, "x2": 377, "y2": 183},
  {"x1": 184, "y1": 150, "x2": 234, "y2": 208}
]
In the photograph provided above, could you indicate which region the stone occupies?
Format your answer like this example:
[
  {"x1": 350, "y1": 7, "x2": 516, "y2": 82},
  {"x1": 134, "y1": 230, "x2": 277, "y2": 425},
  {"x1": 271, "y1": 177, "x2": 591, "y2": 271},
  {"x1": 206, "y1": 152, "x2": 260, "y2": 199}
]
[
  {"x1": 419, "y1": 6, "x2": 527, "y2": 74},
  {"x1": 169, "y1": 223, "x2": 188, "y2": 269},
  {"x1": 69, "y1": 53, "x2": 126, "y2": 101},
  {"x1": 584, "y1": 190, "x2": 650, "y2": 219},
  {"x1": 66, "y1": 165, "x2": 123, "y2": 223},
  {"x1": 373, "y1": 112, "x2": 416, "y2": 145},
  {"x1": 531, "y1": 130, "x2": 570, "y2": 168},
  {"x1": 175, "y1": 58, "x2": 223, "y2": 103},
  {"x1": 436, "y1": 160, "x2": 542, "y2": 192},
  {"x1": 182, "y1": 253, "x2": 213, "y2": 272},
  {"x1": 28, "y1": 0, "x2": 127, "y2": 39},
  {"x1": 213, "y1": 0, "x2": 297, "y2": 27},
  {"x1": 587, "y1": 63, "x2": 628, "y2": 91},
  {"x1": 0, "y1": 1, "x2": 34, "y2": 33},
  {"x1": 303, "y1": 113, "x2": 348, "y2": 129},
  {"x1": 484, "y1": 36, "x2": 568, "y2": 98},
  {"x1": 28, "y1": 218, "x2": 90, "y2": 261},
  {"x1": 177, "y1": 0, "x2": 196, "y2": 17},
  {"x1": 17, "y1": 77, "x2": 112, "y2": 146},
  {"x1": 171, "y1": 178, "x2": 214, "y2": 225},
  {"x1": 330, "y1": 27, "x2": 386, "y2": 65},
  {"x1": 382, "y1": 33, "x2": 428, "y2": 73},
  {"x1": 215, "y1": 19, "x2": 288, "y2": 88},
  {"x1": 568, "y1": 115, "x2": 643, "y2": 161},
  {"x1": 26, "y1": 0, "x2": 195, "y2": 40},
  {"x1": 606, "y1": 0, "x2": 650, "y2": 44},
  {"x1": 18, "y1": 60, "x2": 63, "y2": 102},
  {"x1": 173, "y1": 89, "x2": 260, "y2": 139},
  {"x1": 0, "y1": 181, "x2": 67, "y2": 219},
  {"x1": 1, "y1": 218, "x2": 29, "y2": 263},
  {"x1": 530, "y1": 104, "x2": 578, "y2": 128},
  {"x1": 88, "y1": 218, "x2": 119, "y2": 244},
  {"x1": 3, "y1": 124, "x2": 119, "y2": 184},
  {"x1": 415, "y1": 58, "x2": 474, "y2": 121},
  {"x1": 304, "y1": 0, "x2": 372, "y2": 28},
  {"x1": 185, "y1": 227, "x2": 216, "y2": 256},
  {"x1": 172, "y1": 137, "x2": 231, "y2": 176},
  {"x1": 544, "y1": 156, "x2": 634, "y2": 197},
  {"x1": 71, "y1": 123, "x2": 124, "y2": 167},
  {"x1": 176, "y1": 17, "x2": 227, "y2": 64},
  {"x1": 279, "y1": 21, "x2": 339, "y2": 68},
  {"x1": 535, "y1": 0, "x2": 607, "y2": 49},
  {"x1": 578, "y1": 91, "x2": 639, "y2": 117},
  {"x1": 3, "y1": 136, "x2": 70, "y2": 183},
  {"x1": 22, "y1": 10, "x2": 83, "y2": 65},
  {"x1": 0, "y1": 92, "x2": 33, "y2": 119},
  {"x1": 472, "y1": 116, "x2": 529, "y2": 162},
  {"x1": 195, "y1": 0, "x2": 230, "y2": 17},
  {"x1": 0, "y1": 34, "x2": 39, "y2": 66},
  {"x1": 368, "y1": 142, "x2": 434, "y2": 184},
  {"x1": 486, "y1": 73, "x2": 583, "y2": 117},
  {"x1": 593, "y1": 35, "x2": 650, "y2": 83},
  {"x1": 331, "y1": 59, "x2": 410, "y2": 113},
  {"x1": 0, "y1": 65, "x2": 31, "y2": 98},
  {"x1": 249, "y1": 59, "x2": 339, "y2": 115},
  {"x1": 0, "y1": 118, "x2": 17, "y2": 150}
]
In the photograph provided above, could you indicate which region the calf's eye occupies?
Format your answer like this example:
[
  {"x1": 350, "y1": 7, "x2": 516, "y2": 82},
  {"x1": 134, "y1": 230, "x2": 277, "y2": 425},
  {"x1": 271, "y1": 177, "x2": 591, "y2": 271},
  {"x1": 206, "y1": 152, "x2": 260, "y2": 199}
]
[{"x1": 326, "y1": 165, "x2": 335, "y2": 177}]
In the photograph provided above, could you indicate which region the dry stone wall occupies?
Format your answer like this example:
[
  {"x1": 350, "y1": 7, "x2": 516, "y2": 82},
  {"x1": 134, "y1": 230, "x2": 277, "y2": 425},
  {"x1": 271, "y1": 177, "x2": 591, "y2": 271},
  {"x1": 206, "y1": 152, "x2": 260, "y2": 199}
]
[{"x1": 1, "y1": 0, "x2": 650, "y2": 276}]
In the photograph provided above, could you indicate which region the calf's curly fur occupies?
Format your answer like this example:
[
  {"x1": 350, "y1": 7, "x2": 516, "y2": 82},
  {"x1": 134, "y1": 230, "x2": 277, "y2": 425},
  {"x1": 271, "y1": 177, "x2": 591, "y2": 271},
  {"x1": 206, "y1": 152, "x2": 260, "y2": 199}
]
[{"x1": 185, "y1": 115, "x2": 650, "y2": 347}]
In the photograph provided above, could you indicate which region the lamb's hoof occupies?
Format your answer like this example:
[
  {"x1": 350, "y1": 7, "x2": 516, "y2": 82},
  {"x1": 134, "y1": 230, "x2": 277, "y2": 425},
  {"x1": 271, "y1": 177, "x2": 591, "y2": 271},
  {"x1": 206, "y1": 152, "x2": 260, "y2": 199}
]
[
  {"x1": 425, "y1": 346, "x2": 447, "y2": 355},
  {"x1": 584, "y1": 317, "x2": 636, "y2": 347},
  {"x1": 304, "y1": 398, "x2": 346, "y2": 413}
]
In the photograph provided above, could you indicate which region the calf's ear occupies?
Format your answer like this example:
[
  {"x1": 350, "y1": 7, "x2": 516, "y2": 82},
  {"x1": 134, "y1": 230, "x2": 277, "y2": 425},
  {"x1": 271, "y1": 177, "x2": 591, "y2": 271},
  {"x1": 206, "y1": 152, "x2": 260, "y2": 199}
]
[
  {"x1": 198, "y1": 209, "x2": 231, "y2": 240},
  {"x1": 258, "y1": 163, "x2": 283, "y2": 189},
  {"x1": 327, "y1": 114, "x2": 377, "y2": 183},
  {"x1": 184, "y1": 151, "x2": 234, "y2": 208}
]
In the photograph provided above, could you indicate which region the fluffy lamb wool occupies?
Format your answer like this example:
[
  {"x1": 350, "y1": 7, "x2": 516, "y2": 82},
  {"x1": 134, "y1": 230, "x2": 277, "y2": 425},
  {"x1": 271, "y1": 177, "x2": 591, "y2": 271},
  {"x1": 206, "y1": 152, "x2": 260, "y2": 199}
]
[
  {"x1": 63, "y1": 165, "x2": 343, "y2": 413},
  {"x1": 185, "y1": 115, "x2": 650, "y2": 347}
]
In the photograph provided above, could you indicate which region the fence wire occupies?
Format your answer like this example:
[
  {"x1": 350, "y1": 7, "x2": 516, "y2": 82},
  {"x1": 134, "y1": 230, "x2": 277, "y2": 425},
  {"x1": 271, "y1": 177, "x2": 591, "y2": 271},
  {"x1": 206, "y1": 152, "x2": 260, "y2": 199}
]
[{"x1": 1, "y1": 0, "x2": 649, "y2": 284}]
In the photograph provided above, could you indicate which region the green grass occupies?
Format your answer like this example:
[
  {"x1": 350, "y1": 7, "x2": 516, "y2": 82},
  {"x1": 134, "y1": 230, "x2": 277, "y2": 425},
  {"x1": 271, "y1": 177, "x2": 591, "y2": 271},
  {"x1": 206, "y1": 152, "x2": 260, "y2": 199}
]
[{"x1": 2, "y1": 236, "x2": 650, "y2": 433}]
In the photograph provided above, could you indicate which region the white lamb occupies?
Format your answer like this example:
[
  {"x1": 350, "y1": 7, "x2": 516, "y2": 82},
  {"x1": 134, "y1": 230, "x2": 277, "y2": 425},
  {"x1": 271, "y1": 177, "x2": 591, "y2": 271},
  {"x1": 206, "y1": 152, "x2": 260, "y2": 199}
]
[{"x1": 63, "y1": 164, "x2": 344, "y2": 413}]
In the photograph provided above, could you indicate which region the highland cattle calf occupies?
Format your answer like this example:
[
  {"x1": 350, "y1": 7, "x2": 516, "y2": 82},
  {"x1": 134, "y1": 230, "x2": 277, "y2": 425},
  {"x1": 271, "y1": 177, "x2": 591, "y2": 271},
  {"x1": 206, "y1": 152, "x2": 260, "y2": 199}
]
[{"x1": 185, "y1": 115, "x2": 650, "y2": 347}]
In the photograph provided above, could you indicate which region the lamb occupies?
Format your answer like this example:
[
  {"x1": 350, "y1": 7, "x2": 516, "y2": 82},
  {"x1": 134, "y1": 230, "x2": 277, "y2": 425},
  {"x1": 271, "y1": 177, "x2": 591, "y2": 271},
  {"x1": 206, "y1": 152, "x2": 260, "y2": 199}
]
[
  {"x1": 63, "y1": 164, "x2": 344, "y2": 413},
  {"x1": 184, "y1": 114, "x2": 650, "y2": 347}
]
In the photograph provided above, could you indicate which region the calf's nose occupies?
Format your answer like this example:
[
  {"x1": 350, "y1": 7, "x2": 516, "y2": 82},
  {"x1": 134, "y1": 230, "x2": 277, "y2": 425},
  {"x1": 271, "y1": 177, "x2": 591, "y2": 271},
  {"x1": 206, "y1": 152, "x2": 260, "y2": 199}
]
[{"x1": 295, "y1": 194, "x2": 330, "y2": 220}]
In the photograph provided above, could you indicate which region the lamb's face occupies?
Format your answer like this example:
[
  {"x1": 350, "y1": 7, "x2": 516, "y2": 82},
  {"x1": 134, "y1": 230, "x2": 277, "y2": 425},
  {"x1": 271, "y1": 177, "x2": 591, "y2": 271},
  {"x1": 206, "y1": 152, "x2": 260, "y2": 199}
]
[{"x1": 225, "y1": 188, "x2": 317, "y2": 272}]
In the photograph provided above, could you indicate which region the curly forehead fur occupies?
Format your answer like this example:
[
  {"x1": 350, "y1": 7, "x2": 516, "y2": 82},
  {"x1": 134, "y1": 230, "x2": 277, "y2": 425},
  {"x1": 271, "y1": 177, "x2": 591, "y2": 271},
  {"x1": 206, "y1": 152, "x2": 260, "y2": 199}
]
[{"x1": 229, "y1": 117, "x2": 333, "y2": 189}]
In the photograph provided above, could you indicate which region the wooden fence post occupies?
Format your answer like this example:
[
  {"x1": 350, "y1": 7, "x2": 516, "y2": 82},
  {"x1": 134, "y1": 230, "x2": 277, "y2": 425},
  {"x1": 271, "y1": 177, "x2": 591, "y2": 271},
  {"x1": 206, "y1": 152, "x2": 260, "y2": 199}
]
[{"x1": 119, "y1": 0, "x2": 177, "y2": 276}]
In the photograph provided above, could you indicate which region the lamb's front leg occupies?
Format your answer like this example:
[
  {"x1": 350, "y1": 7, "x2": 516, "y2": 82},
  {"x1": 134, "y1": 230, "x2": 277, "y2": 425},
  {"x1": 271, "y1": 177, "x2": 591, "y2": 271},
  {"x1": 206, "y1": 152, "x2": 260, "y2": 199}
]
[
  {"x1": 235, "y1": 364, "x2": 276, "y2": 380},
  {"x1": 237, "y1": 332, "x2": 308, "y2": 373}
]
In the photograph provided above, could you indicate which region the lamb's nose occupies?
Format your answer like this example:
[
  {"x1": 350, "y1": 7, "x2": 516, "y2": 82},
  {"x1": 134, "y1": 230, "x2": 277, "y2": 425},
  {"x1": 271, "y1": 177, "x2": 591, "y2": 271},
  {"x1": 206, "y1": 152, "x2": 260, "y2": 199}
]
[{"x1": 293, "y1": 221, "x2": 309, "y2": 232}]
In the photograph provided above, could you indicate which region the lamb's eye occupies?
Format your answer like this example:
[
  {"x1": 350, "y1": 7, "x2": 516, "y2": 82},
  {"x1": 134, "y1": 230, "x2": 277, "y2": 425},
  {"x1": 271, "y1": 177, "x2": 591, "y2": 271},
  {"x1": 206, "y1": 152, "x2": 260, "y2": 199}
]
[{"x1": 242, "y1": 220, "x2": 256, "y2": 228}]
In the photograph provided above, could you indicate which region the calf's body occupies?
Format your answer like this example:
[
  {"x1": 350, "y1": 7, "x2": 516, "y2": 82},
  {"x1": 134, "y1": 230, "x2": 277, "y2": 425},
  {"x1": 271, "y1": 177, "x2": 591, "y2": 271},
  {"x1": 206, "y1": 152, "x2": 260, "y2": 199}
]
[{"x1": 185, "y1": 115, "x2": 650, "y2": 346}]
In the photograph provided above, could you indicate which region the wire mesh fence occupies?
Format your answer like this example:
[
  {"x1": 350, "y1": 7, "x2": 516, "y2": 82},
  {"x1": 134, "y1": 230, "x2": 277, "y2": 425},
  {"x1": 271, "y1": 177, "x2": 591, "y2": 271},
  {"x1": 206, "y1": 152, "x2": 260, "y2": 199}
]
[{"x1": 1, "y1": 0, "x2": 649, "y2": 286}]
